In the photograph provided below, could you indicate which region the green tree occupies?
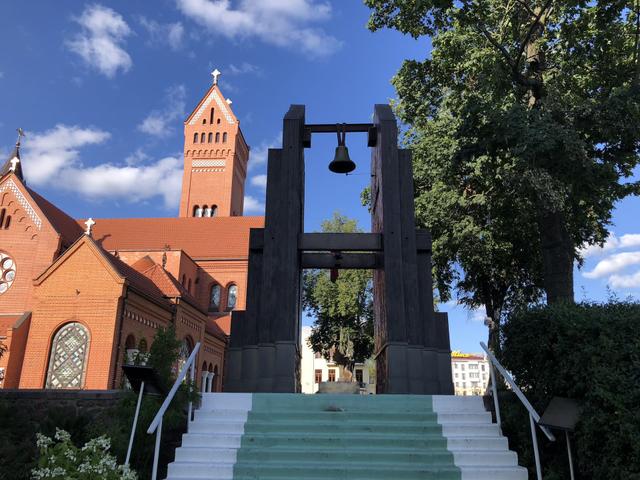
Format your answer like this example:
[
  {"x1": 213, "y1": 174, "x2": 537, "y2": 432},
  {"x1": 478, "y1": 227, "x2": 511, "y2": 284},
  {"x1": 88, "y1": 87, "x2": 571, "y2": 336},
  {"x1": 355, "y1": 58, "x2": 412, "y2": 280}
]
[
  {"x1": 303, "y1": 212, "x2": 374, "y2": 380},
  {"x1": 365, "y1": 0, "x2": 640, "y2": 312}
]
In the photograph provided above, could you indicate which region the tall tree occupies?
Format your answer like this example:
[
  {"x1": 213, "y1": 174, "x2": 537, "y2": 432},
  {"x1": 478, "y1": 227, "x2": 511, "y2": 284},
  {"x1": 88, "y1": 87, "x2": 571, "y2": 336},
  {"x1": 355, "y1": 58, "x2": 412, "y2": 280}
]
[
  {"x1": 366, "y1": 0, "x2": 640, "y2": 306},
  {"x1": 303, "y1": 213, "x2": 374, "y2": 380}
]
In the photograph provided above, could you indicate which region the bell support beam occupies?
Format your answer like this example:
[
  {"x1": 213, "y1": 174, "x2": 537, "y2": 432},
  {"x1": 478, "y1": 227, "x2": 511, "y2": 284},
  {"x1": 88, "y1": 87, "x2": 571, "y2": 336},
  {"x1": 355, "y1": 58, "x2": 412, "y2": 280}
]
[{"x1": 301, "y1": 252, "x2": 382, "y2": 269}]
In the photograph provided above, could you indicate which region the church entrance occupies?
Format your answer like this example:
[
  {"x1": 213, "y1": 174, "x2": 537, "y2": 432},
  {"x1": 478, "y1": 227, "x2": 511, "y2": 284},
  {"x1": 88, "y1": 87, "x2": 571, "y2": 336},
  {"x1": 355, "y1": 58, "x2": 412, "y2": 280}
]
[{"x1": 224, "y1": 104, "x2": 453, "y2": 394}]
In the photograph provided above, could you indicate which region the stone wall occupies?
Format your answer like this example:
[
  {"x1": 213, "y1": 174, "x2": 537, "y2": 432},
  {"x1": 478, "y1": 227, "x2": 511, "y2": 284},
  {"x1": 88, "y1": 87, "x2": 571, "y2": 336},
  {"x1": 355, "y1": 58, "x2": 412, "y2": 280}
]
[{"x1": 0, "y1": 388, "x2": 124, "y2": 419}]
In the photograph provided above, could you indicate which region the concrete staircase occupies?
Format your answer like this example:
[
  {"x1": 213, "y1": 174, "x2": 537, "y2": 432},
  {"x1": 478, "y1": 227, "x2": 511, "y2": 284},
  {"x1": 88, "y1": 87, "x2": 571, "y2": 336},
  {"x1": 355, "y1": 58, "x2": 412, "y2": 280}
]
[{"x1": 166, "y1": 393, "x2": 528, "y2": 480}]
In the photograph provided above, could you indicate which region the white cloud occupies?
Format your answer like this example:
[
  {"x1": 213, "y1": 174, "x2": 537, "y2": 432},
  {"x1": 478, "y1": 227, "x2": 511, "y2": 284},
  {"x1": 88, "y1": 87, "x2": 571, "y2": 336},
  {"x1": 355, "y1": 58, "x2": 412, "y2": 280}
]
[
  {"x1": 140, "y1": 17, "x2": 185, "y2": 50},
  {"x1": 250, "y1": 174, "x2": 267, "y2": 189},
  {"x1": 244, "y1": 195, "x2": 265, "y2": 213},
  {"x1": 22, "y1": 125, "x2": 182, "y2": 208},
  {"x1": 66, "y1": 4, "x2": 133, "y2": 77},
  {"x1": 609, "y1": 271, "x2": 640, "y2": 289},
  {"x1": 228, "y1": 62, "x2": 262, "y2": 75},
  {"x1": 579, "y1": 232, "x2": 640, "y2": 258},
  {"x1": 583, "y1": 251, "x2": 640, "y2": 279},
  {"x1": 176, "y1": 0, "x2": 341, "y2": 57},
  {"x1": 138, "y1": 85, "x2": 186, "y2": 137},
  {"x1": 249, "y1": 132, "x2": 281, "y2": 170}
]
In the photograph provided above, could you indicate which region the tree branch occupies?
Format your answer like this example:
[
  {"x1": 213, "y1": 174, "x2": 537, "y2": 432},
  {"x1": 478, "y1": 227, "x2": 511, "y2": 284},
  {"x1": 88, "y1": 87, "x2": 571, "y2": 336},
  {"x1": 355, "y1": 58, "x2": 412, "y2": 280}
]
[
  {"x1": 475, "y1": 24, "x2": 516, "y2": 69},
  {"x1": 515, "y1": 0, "x2": 555, "y2": 66},
  {"x1": 514, "y1": 0, "x2": 537, "y2": 17}
]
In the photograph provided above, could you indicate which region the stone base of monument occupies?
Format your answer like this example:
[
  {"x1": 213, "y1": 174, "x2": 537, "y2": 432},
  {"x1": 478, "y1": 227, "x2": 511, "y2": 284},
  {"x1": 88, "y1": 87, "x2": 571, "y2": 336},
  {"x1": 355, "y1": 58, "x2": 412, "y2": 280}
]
[{"x1": 317, "y1": 381, "x2": 360, "y2": 394}]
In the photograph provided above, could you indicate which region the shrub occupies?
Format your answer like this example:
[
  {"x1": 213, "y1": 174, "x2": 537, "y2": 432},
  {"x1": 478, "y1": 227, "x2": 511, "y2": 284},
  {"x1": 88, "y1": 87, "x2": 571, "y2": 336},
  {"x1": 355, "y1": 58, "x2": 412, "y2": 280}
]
[
  {"x1": 499, "y1": 300, "x2": 640, "y2": 480},
  {"x1": 32, "y1": 428, "x2": 136, "y2": 479}
]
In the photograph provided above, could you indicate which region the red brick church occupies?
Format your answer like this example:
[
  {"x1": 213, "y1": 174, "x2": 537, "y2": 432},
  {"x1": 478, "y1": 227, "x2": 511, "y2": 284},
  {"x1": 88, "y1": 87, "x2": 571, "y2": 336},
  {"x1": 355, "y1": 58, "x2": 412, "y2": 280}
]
[{"x1": 0, "y1": 74, "x2": 263, "y2": 391}]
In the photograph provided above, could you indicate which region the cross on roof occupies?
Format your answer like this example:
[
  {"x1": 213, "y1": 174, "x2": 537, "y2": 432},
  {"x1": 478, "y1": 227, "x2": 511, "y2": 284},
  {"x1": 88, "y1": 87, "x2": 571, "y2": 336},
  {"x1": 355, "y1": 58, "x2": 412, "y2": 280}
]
[
  {"x1": 9, "y1": 157, "x2": 20, "y2": 172},
  {"x1": 211, "y1": 69, "x2": 221, "y2": 85},
  {"x1": 84, "y1": 217, "x2": 96, "y2": 236}
]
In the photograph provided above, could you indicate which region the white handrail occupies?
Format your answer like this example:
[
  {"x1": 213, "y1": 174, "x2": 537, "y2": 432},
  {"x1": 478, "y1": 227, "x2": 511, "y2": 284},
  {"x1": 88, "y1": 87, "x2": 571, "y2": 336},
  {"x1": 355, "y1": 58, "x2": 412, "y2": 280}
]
[
  {"x1": 480, "y1": 341, "x2": 555, "y2": 480},
  {"x1": 480, "y1": 342, "x2": 555, "y2": 441},
  {"x1": 147, "y1": 342, "x2": 200, "y2": 480}
]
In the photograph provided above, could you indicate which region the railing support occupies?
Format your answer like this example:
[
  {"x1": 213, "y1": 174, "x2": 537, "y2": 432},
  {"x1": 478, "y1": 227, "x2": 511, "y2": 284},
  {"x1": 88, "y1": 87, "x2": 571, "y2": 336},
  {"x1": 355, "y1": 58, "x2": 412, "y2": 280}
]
[
  {"x1": 125, "y1": 380, "x2": 145, "y2": 465},
  {"x1": 151, "y1": 418, "x2": 162, "y2": 480},
  {"x1": 566, "y1": 431, "x2": 575, "y2": 480},
  {"x1": 529, "y1": 412, "x2": 543, "y2": 480},
  {"x1": 489, "y1": 363, "x2": 501, "y2": 429}
]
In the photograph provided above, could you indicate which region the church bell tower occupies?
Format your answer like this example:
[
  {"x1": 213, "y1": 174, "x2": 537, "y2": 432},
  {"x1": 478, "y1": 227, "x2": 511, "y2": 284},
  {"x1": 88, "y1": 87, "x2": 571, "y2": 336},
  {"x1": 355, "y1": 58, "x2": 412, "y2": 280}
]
[{"x1": 179, "y1": 70, "x2": 249, "y2": 218}]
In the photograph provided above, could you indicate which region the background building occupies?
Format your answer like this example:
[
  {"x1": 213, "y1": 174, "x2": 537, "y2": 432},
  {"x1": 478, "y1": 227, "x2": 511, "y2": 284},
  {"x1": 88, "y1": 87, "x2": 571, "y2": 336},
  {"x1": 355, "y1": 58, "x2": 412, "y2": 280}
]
[
  {"x1": 300, "y1": 326, "x2": 375, "y2": 394},
  {"x1": 0, "y1": 74, "x2": 262, "y2": 391},
  {"x1": 451, "y1": 351, "x2": 490, "y2": 396}
]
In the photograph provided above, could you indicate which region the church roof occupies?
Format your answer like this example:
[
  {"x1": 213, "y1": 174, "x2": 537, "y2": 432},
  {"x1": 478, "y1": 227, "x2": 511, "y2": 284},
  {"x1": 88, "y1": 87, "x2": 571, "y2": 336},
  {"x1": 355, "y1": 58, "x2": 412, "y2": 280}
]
[
  {"x1": 28, "y1": 188, "x2": 84, "y2": 247},
  {"x1": 0, "y1": 145, "x2": 23, "y2": 181},
  {"x1": 209, "y1": 314, "x2": 232, "y2": 336},
  {"x1": 84, "y1": 216, "x2": 264, "y2": 259}
]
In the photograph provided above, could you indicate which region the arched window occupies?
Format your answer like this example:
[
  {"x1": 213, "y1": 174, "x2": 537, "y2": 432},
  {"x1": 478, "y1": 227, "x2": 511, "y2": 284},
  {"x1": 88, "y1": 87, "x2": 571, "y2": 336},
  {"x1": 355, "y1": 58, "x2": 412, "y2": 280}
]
[
  {"x1": 181, "y1": 274, "x2": 186, "y2": 286},
  {"x1": 0, "y1": 208, "x2": 5, "y2": 227},
  {"x1": 202, "y1": 205, "x2": 208, "y2": 217},
  {"x1": 195, "y1": 206, "x2": 203, "y2": 217},
  {"x1": 213, "y1": 365, "x2": 219, "y2": 391},
  {"x1": 217, "y1": 118, "x2": 221, "y2": 124},
  {"x1": 200, "y1": 133, "x2": 206, "y2": 143},
  {"x1": 209, "y1": 284, "x2": 221, "y2": 311},
  {"x1": 193, "y1": 205, "x2": 199, "y2": 217},
  {"x1": 125, "y1": 334, "x2": 137, "y2": 365},
  {"x1": 210, "y1": 108, "x2": 215, "y2": 124},
  {"x1": 188, "y1": 278, "x2": 192, "y2": 292},
  {"x1": 45, "y1": 322, "x2": 90, "y2": 389},
  {"x1": 193, "y1": 132, "x2": 199, "y2": 143},
  {"x1": 4, "y1": 216, "x2": 10, "y2": 229},
  {"x1": 202, "y1": 119, "x2": 207, "y2": 124},
  {"x1": 226, "y1": 284, "x2": 238, "y2": 311},
  {"x1": 215, "y1": 132, "x2": 220, "y2": 143},
  {"x1": 210, "y1": 205, "x2": 218, "y2": 217},
  {"x1": 223, "y1": 132, "x2": 228, "y2": 143},
  {"x1": 208, "y1": 132, "x2": 213, "y2": 143},
  {"x1": 177, "y1": 337, "x2": 193, "y2": 374}
]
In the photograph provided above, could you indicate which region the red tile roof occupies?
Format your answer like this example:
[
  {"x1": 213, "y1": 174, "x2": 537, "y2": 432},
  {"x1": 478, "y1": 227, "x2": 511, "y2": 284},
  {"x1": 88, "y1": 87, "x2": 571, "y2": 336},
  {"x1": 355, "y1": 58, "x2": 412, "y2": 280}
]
[
  {"x1": 207, "y1": 314, "x2": 231, "y2": 338},
  {"x1": 82, "y1": 217, "x2": 264, "y2": 259},
  {"x1": 28, "y1": 188, "x2": 84, "y2": 247}
]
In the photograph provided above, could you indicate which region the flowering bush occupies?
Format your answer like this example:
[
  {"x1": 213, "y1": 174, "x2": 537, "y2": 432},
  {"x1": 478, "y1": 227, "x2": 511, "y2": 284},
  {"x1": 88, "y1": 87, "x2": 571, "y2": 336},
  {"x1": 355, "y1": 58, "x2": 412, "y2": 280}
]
[{"x1": 32, "y1": 428, "x2": 137, "y2": 480}]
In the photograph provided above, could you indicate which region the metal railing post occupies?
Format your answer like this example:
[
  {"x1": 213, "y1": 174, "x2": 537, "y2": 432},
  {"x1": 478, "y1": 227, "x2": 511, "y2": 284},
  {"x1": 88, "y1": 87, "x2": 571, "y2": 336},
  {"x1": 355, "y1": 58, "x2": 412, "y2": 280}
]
[
  {"x1": 125, "y1": 380, "x2": 145, "y2": 465},
  {"x1": 489, "y1": 363, "x2": 501, "y2": 429},
  {"x1": 566, "y1": 431, "x2": 575, "y2": 480},
  {"x1": 151, "y1": 418, "x2": 162, "y2": 480},
  {"x1": 530, "y1": 413, "x2": 543, "y2": 480}
]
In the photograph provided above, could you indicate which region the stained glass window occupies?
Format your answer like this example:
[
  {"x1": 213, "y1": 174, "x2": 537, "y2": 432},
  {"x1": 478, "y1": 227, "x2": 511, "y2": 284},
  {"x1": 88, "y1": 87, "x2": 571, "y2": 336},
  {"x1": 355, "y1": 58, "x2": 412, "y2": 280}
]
[
  {"x1": 227, "y1": 284, "x2": 237, "y2": 311},
  {"x1": 0, "y1": 252, "x2": 16, "y2": 295},
  {"x1": 46, "y1": 322, "x2": 90, "y2": 389},
  {"x1": 209, "y1": 284, "x2": 221, "y2": 311}
]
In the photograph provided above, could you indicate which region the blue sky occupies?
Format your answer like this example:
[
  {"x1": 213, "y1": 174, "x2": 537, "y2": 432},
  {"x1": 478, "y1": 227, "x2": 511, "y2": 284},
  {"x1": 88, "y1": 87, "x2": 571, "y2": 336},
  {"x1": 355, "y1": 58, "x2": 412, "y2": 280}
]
[{"x1": 1, "y1": 1, "x2": 638, "y2": 353}]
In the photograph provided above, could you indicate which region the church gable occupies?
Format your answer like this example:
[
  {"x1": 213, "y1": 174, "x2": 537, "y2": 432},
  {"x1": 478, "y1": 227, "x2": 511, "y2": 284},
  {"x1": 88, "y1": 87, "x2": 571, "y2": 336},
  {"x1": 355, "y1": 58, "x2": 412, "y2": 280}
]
[
  {"x1": 33, "y1": 236, "x2": 125, "y2": 297},
  {"x1": 0, "y1": 176, "x2": 44, "y2": 235},
  {"x1": 186, "y1": 83, "x2": 237, "y2": 126}
]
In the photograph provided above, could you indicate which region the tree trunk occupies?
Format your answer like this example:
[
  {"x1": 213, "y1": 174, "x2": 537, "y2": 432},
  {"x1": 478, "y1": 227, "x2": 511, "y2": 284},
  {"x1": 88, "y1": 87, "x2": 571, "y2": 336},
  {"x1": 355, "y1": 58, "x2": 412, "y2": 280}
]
[{"x1": 539, "y1": 211, "x2": 574, "y2": 303}]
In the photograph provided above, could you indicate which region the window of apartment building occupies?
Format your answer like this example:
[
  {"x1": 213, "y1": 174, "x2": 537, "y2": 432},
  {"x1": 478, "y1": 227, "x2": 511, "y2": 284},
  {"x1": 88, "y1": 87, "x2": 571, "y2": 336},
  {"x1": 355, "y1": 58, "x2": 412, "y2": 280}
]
[
  {"x1": 462, "y1": 373, "x2": 466, "y2": 380},
  {"x1": 454, "y1": 363, "x2": 458, "y2": 369},
  {"x1": 314, "y1": 351, "x2": 322, "y2": 359},
  {"x1": 460, "y1": 364, "x2": 465, "y2": 370},
  {"x1": 355, "y1": 369, "x2": 363, "y2": 384},
  {"x1": 469, "y1": 372, "x2": 479, "y2": 379},
  {"x1": 314, "y1": 369, "x2": 322, "y2": 384},
  {"x1": 454, "y1": 373, "x2": 459, "y2": 378},
  {"x1": 481, "y1": 364, "x2": 486, "y2": 372},
  {"x1": 469, "y1": 364, "x2": 478, "y2": 370},
  {"x1": 328, "y1": 369, "x2": 336, "y2": 382}
]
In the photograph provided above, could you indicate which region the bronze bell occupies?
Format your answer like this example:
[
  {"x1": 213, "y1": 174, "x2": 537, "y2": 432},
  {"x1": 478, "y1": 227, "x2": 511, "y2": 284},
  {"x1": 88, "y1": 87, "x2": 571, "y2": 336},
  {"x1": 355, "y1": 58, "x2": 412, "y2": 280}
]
[{"x1": 329, "y1": 124, "x2": 356, "y2": 174}]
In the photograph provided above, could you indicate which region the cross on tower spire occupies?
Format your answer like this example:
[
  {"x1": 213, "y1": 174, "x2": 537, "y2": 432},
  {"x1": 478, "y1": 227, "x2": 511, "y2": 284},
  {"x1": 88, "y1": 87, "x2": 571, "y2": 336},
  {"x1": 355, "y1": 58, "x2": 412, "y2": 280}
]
[{"x1": 211, "y1": 69, "x2": 221, "y2": 85}]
